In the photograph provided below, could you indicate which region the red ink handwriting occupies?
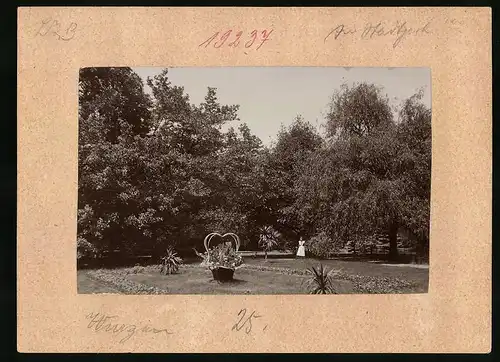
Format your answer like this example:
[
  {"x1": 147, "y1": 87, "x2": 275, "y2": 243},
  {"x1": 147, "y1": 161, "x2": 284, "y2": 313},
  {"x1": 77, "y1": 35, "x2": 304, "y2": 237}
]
[{"x1": 199, "y1": 29, "x2": 273, "y2": 50}]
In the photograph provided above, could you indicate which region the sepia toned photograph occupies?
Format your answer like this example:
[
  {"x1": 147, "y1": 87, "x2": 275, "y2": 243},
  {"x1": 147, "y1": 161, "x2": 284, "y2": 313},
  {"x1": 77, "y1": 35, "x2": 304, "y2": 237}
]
[{"x1": 77, "y1": 66, "x2": 431, "y2": 295}]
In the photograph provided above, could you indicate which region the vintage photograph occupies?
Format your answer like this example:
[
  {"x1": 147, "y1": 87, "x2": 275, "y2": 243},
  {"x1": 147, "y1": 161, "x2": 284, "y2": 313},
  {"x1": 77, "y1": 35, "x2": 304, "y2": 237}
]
[{"x1": 77, "y1": 67, "x2": 431, "y2": 295}]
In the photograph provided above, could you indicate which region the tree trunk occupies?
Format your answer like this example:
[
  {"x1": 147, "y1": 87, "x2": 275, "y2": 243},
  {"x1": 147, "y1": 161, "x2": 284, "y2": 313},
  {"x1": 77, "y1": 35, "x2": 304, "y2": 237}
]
[
  {"x1": 388, "y1": 221, "x2": 399, "y2": 261},
  {"x1": 265, "y1": 250, "x2": 268, "y2": 260}
]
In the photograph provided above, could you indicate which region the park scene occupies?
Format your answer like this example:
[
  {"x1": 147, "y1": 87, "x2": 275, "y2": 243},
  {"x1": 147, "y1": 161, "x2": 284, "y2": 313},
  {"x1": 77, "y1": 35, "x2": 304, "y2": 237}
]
[{"x1": 77, "y1": 67, "x2": 431, "y2": 295}]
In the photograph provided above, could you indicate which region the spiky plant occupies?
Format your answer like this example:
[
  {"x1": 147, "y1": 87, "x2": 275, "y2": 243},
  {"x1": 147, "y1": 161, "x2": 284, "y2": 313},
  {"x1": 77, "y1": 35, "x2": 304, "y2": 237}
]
[
  {"x1": 258, "y1": 226, "x2": 279, "y2": 259},
  {"x1": 304, "y1": 264, "x2": 338, "y2": 294},
  {"x1": 160, "y1": 247, "x2": 183, "y2": 275}
]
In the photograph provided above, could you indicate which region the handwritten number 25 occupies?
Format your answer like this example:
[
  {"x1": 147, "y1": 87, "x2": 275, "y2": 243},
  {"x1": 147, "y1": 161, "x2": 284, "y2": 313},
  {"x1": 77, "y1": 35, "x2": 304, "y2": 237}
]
[{"x1": 232, "y1": 308, "x2": 268, "y2": 334}]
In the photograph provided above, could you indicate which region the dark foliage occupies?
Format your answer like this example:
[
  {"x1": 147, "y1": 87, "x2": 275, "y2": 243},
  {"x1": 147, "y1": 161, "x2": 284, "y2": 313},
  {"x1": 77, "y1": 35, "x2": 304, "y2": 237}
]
[{"x1": 77, "y1": 69, "x2": 431, "y2": 264}]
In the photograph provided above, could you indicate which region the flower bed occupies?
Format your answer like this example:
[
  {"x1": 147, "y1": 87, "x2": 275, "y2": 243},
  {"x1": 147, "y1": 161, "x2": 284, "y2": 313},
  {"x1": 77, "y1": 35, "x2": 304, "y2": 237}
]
[
  {"x1": 239, "y1": 264, "x2": 416, "y2": 293},
  {"x1": 86, "y1": 269, "x2": 168, "y2": 294},
  {"x1": 84, "y1": 262, "x2": 418, "y2": 294}
]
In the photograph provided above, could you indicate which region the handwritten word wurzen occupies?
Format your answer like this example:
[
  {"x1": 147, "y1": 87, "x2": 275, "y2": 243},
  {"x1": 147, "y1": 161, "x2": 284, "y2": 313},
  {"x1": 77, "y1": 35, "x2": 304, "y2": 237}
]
[
  {"x1": 35, "y1": 18, "x2": 77, "y2": 41},
  {"x1": 232, "y1": 308, "x2": 268, "y2": 334},
  {"x1": 199, "y1": 29, "x2": 273, "y2": 50},
  {"x1": 324, "y1": 20, "x2": 431, "y2": 48},
  {"x1": 85, "y1": 312, "x2": 172, "y2": 343}
]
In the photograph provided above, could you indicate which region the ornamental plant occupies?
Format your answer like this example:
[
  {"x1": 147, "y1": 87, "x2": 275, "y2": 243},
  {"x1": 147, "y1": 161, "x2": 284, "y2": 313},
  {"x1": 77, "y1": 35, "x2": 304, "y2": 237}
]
[
  {"x1": 304, "y1": 264, "x2": 339, "y2": 294},
  {"x1": 160, "y1": 246, "x2": 183, "y2": 275},
  {"x1": 194, "y1": 242, "x2": 243, "y2": 270}
]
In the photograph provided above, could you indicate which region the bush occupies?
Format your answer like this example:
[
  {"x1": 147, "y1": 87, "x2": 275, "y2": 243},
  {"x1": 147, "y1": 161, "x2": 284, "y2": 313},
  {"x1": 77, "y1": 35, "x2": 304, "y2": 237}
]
[
  {"x1": 307, "y1": 232, "x2": 340, "y2": 259},
  {"x1": 77, "y1": 237, "x2": 99, "y2": 259}
]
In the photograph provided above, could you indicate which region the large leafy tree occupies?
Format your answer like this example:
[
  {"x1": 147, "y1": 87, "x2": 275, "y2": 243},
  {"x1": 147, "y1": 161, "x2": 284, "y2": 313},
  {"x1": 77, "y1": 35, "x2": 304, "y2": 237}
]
[
  {"x1": 79, "y1": 67, "x2": 152, "y2": 143},
  {"x1": 78, "y1": 67, "x2": 154, "y2": 258},
  {"x1": 78, "y1": 68, "x2": 251, "y2": 258},
  {"x1": 145, "y1": 70, "x2": 248, "y2": 251},
  {"x1": 265, "y1": 116, "x2": 323, "y2": 244},
  {"x1": 202, "y1": 123, "x2": 264, "y2": 247},
  {"x1": 395, "y1": 90, "x2": 432, "y2": 255},
  {"x1": 78, "y1": 70, "x2": 430, "y2": 263},
  {"x1": 297, "y1": 84, "x2": 431, "y2": 260},
  {"x1": 326, "y1": 82, "x2": 393, "y2": 138}
]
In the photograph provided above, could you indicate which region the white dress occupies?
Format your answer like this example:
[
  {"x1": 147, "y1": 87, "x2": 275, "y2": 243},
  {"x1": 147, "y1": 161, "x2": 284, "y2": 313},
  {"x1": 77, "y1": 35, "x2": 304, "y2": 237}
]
[{"x1": 296, "y1": 240, "x2": 306, "y2": 257}]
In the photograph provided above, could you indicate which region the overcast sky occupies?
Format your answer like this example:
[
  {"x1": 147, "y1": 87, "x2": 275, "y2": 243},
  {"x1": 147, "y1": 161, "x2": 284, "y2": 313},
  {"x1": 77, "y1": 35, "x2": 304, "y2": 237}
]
[{"x1": 132, "y1": 67, "x2": 431, "y2": 145}]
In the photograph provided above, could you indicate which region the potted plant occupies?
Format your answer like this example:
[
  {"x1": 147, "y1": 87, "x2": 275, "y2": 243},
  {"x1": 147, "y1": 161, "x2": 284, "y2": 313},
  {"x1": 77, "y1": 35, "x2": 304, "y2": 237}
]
[{"x1": 194, "y1": 232, "x2": 244, "y2": 282}]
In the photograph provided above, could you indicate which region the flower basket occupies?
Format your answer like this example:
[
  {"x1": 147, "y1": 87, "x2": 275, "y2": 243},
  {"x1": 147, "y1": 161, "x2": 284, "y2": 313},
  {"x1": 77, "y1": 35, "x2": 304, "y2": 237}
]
[
  {"x1": 211, "y1": 267, "x2": 235, "y2": 282},
  {"x1": 194, "y1": 232, "x2": 243, "y2": 282}
]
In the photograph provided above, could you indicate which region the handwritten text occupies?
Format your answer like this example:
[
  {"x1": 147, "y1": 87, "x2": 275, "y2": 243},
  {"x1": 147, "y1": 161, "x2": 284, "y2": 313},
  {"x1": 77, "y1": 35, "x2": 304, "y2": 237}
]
[
  {"x1": 85, "y1": 312, "x2": 172, "y2": 344},
  {"x1": 199, "y1": 29, "x2": 273, "y2": 50},
  {"x1": 324, "y1": 20, "x2": 431, "y2": 48},
  {"x1": 232, "y1": 308, "x2": 268, "y2": 334},
  {"x1": 36, "y1": 17, "x2": 78, "y2": 41}
]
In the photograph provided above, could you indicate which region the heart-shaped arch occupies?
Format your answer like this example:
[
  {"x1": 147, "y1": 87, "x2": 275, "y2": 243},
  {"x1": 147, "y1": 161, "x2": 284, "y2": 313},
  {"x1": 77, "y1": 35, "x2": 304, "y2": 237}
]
[{"x1": 203, "y1": 232, "x2": 240, "y2": 253}]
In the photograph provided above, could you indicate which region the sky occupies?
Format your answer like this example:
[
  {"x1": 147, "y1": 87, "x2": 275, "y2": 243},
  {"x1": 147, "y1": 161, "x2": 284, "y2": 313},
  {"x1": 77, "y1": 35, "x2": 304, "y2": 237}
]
[{"x1": 132, "y1": 67, "x2": 431, "y2": 145}]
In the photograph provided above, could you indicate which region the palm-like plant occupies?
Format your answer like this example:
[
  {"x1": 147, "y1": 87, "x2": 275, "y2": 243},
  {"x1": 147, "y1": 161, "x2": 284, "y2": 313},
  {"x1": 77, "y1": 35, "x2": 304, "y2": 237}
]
[
  {"x1": 160, "y1": 247, "x2": 183, "y2": 275},
  {"x1": 259, "y1": 226, "x2": 279, "y2": 260},
  {"x1": 304, "y1": 264, "x2": 338, "y2": 294}
]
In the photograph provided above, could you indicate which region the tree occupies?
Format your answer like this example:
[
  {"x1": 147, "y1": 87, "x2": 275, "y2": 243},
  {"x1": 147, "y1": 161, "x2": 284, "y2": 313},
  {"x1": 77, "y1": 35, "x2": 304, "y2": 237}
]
[
  {"x1": 77, "y1": 69, "x2": 431, "y2": 265},
  {"x1": 395, "y1": 89, "x2": 432, "y2": 256},
  {"x1": 266, "y1": 116, "x2": 323, "y2": 242},
  {"x1": 78, "y1": 67, "x2": 155, "y2": 258},
  {"x1": 78, "y1": 68, "x2": 249, "y2": 259},
  {"x1": 326, "y1": 82, "x2": 393, "y2": 138},
  {"x1": 298, "y1": 84, "x2": 431, "y2": 260},
  {"x1": 203, "y1": 123, "x2": 264, "y2": 247},
  {"x1": 79, "y1": 67, "x2": 152, "y2": 143}
]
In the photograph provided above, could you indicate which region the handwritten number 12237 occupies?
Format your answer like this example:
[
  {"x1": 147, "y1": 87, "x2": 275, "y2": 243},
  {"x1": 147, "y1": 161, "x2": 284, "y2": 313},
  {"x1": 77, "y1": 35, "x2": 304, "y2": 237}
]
[{"x1": 199, "y1": 29, "x2": 273, "y2": 50}]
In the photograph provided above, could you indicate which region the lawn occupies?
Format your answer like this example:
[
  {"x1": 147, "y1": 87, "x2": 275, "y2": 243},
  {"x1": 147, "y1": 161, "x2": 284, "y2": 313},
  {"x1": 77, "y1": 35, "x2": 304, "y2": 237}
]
[
  {"x1": 78, "y1": 257, "x2": 428, "y2": 295},
  {"x1": 244, "y1": 258, "x2": 429, "y2": 288}
]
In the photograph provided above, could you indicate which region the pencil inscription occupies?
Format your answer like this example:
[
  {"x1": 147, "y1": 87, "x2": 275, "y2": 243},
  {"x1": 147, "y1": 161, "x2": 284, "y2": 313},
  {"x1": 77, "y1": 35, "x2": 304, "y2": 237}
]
[
  {"x1": 324, "y1": 20, "x2": 431, "y2": 48},
  {"x1": 232, "y1": 308, "x2": 268, "y2": 334},
  {"x1": 85, "y1": 312, "x2": 173, "y2": 343},
  {"x1": 36, "y1": 17, "x2": 77, "y2": 41}
]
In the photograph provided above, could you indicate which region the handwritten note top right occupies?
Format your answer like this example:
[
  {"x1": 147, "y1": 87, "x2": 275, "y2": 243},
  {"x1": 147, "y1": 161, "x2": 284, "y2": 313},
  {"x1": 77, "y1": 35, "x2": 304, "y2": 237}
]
[{"x1": 324, "y1": 20, "x2": 432, "y2": 49}]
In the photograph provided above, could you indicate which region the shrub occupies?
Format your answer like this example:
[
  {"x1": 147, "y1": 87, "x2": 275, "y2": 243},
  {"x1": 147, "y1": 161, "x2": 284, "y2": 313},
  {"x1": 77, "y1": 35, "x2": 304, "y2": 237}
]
[
  {"x1": 304, "y1": 264, "x2": 339, "y2": 294},
  {"x1": 160, "y1": 247, "x2": 183, "y2": 275},
  {"x1": 77, "y1": 237, "x2": 99, "y2": 259},
  {"x1": 307, "y1": 232, "x2": 339, "y2": 259}
]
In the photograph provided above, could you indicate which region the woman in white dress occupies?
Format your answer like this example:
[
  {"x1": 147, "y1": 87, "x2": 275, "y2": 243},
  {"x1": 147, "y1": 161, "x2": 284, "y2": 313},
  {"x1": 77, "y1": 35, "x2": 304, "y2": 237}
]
[{"x1": 296, "y1": 237, "x2": 306, "y2": 258}]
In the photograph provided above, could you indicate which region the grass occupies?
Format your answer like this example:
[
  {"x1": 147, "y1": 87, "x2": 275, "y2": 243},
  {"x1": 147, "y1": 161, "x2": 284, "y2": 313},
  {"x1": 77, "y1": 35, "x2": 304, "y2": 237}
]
[
  {"x1": 78, "y1": 256, "x2": 428, "y2": 295},
  {"x1": 77, "y1": 271, "x2": 122, "y2": 294},
  {"x1": 244, "y1": 258, "x2": 429, "y2": 289}
]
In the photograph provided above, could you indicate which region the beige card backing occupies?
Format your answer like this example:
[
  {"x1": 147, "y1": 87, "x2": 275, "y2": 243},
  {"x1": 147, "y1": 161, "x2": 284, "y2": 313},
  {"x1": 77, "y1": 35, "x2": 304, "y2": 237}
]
[{"x1": 17, "y1": 7, "x2": 491, "y2": 353}]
